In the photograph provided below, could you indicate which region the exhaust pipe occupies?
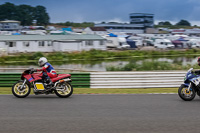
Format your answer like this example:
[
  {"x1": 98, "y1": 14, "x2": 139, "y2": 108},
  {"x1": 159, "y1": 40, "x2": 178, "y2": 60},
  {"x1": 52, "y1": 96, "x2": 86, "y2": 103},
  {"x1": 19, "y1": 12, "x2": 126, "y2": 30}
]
[{"x1": 54, "y1": 78, "x2": 72, "y2": 87}]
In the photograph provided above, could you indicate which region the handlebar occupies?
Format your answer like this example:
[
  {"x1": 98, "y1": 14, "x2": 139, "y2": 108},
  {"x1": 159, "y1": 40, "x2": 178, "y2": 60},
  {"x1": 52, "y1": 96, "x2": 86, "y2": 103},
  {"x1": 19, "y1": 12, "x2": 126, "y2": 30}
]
[{"x1": 23, "y1": 68, "x2": 37, "y2": 74}]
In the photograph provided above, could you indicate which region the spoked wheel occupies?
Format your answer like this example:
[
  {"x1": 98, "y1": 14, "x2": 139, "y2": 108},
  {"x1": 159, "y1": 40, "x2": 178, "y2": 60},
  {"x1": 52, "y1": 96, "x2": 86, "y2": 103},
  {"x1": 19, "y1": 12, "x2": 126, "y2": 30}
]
[
  {"x1": 54, "y1": 82, "x2": 73, "y2": 98},
  {"x1": 178, "y1": 84, "x2": 196, "y2": 101},
  {"x1": 12, "y1": 80, "x2": 31, "y2": 98}
]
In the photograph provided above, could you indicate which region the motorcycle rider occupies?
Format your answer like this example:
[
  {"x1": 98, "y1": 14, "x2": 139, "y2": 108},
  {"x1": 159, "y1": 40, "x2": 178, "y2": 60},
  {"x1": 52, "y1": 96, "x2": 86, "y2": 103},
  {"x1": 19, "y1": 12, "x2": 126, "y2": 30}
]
[{"x1": 35, "y1": 57, "x2": 57, "y2": 88}]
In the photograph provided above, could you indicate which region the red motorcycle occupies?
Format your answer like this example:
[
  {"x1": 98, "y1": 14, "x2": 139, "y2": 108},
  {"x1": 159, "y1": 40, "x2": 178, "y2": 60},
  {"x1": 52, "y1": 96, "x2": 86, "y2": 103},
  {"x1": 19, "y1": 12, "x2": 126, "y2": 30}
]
[{"x1": 12, "y1": 68, "x2": 73, "y2": 98}]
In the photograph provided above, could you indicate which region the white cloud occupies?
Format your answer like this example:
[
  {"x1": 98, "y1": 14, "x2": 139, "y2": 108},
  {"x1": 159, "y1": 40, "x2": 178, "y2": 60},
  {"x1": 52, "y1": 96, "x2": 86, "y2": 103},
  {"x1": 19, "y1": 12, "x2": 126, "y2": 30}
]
[
  {"x1": 94, "y1": 18, "x2": 129, "y2": 24},
  {"x1": 190, "y1": 21, "x2": 200, "y2": 26},
  {"x1": 106, "y1": 18, "x2": 129, "y2": 23}
]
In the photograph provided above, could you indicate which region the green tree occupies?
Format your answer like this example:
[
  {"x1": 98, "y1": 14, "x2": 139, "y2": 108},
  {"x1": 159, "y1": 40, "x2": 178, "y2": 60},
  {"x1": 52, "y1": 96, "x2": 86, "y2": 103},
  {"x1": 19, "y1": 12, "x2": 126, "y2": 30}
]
[
  {"x1": 158, "y1": 21, "x2": 164, "y2": 25},
  {"x1": 16, "y1": 5, "x2": 35, "y2": 26},
  {"x1": 158, "y1": 21, "x2": 172, "y2": 26},
  {"x1": 61, "y1": 21, "x2": 94, "y2": 27},
  {"x1": 34, "y1": 6, "x2": 49, "y2": 26},
  {"x1": 163, "y1": 21, "x2": 172, "y2": 25},
  {"x1": 0, "y1": 2, "x2": 18, "y2": 20},
  {"x1": 81, "y1": 22, "x2": 94, "y2": 27},
  {"x1": 176, "y1": 19, "x2": 191, "y2": 26},
  {"x1": 0, "y1": 2, "x2": 50, "y2": 26},
  {"x1": 64, "y1": 21, "x2": 73, "y2": 26}
]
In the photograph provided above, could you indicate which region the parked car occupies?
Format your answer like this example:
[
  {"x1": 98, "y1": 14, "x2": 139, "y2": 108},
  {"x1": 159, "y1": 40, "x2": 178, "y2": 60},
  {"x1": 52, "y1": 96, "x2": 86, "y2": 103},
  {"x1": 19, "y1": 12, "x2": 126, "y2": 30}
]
[
  {"x1": 187, "y1": 39, "x2": 200, "y2": 48},
  {"x1": 105, "y1": 36, "x2": 130, "y2": 49},
  {"x1": 154, "y1": 39, "x2": 174, "y2": 49}
]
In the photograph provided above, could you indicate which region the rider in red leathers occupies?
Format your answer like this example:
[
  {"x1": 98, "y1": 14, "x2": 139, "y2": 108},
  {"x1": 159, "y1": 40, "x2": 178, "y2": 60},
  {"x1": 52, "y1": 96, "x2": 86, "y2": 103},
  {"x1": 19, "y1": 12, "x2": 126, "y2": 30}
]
[{"x1": 36, "y1": 57, "x2": 57, "y2": 86}]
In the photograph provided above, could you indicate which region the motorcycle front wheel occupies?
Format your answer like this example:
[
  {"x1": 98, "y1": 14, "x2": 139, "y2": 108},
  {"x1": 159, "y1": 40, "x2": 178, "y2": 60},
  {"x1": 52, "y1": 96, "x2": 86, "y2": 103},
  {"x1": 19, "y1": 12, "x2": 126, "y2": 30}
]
[
  {"x1": 12, "y1": 80, "x2": 31, "y2": 98},
  {"x1": 178, "y1": 84, "x2": 196, "y2": 101},
  {"x1": 54, "y1": 82, "x2": 73, "y2": 98}
]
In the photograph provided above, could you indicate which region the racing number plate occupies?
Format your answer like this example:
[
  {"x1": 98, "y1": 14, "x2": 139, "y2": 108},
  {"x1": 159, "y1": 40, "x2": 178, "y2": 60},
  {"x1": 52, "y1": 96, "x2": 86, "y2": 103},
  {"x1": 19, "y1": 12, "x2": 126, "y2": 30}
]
[{"x1": 35, "y1": 83, "x2": 45, "y2": 90}]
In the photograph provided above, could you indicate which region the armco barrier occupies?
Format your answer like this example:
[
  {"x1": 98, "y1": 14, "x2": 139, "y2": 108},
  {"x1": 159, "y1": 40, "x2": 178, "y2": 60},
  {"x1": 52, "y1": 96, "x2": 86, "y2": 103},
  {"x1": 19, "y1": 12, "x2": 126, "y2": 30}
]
[
  {"x1": 0, "y1": 72, "x2": 90, "y2": 88},
  {"x1": 90, "y1": 71, "x2": 186, "y2": 88},
  {"x1": 0, "y1": 71, "x2": 188, "y2": 88}
]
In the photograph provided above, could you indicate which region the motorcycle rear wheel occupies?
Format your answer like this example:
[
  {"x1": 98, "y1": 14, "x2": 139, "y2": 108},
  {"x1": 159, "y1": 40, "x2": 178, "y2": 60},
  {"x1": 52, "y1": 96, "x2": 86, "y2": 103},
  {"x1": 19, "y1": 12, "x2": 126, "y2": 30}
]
[
  {"x1": 54, "y1": 82, "x2": 73, "y2": 98},
  {"x1": 178, "y1": 84, "x2": 196, "y2": 101},
  {"x1": 12, "y1": 80, "x2": 31, "y2": 98}
]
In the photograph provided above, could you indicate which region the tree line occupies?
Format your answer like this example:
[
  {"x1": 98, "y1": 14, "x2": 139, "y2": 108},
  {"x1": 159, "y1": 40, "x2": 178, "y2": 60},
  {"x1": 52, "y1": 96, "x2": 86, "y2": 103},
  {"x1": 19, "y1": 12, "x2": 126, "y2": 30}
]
[
  {"x1": 0, "y1": 2, "x2": 196, "y2": 28},
  {"x1": 155, "y1": 19, "x2": 198, "y2": 29},
  {"x1": 0, "y1": 2, "x2": 49, "y2": 26},
  {"x1": 54, "y1": 21, "x2": 95, "y2": 28},
  {"x1": 54, "y1": 20, "x2": 194, "y2": 28},
  {"x1": 158, "y1": 20, "x2": 191, "y2": 26}
]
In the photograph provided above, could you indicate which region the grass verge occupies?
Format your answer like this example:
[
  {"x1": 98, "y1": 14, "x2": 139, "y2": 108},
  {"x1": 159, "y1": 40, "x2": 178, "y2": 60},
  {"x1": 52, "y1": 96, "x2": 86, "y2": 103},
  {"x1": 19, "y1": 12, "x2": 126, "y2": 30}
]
[{"x1": 0, "y1": 87, "x2": 178, "y2": 94}]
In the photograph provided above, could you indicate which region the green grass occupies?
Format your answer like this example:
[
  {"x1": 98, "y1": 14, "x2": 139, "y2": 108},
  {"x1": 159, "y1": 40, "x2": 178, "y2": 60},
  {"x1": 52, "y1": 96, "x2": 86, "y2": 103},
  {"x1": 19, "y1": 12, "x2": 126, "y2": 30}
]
[
  {"x1": 106, "y1": 60, "x2": 197, "y2": 71},
  {"x1": 74, "y1": 88, "x2": 178, "y2": 94},
  {"x1": 2, "y1": 49, "x2": 200, "y2": 66},
  {"x1": 1, "y1": 87, "x2": 178, "y2": 94}
]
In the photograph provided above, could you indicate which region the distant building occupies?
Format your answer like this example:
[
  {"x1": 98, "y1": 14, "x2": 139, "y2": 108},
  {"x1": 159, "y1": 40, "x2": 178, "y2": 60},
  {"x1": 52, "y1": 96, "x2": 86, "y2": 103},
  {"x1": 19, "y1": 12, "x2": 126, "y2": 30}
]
[
  {"x1": 0, "y1": 20, "x2": 21, "y2": 31},
  {"x1": 22, "y1": 26, "x2": 45, "y2": 30},
  {"x1": 95, "y1": 23, "x2": 145, "y2": 34},
  {"x1": 129, "y1": 13, "x2": 154, "y2": 28},
  {"x1": 145, "y1": 28, "x2": 159, "y2": 34},
  {"x1": 184, "y1": 28, "x2": 200, "y2": 36},
  {"x1": 170, "y1": 28, "x2": 200, "y2": 36},
  {"x1": 171, "y1": 29, "x2": 185, "y2": 35},
  {"x1": 0, "y1": 34, "x2": 106, "y2": 53},
  {"x1": 95, "y1": 13, "x2": 154, "y2": 34}
]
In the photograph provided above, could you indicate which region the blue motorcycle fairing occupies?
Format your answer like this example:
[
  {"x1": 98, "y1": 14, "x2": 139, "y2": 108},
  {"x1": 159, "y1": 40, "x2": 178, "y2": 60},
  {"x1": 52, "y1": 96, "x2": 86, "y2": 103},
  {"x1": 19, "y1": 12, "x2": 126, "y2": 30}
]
[
  {"x1": 186, "y1": 72, "x2": 197, "y2": 80},
  {"x1": 184, "y1": 71, "x2": 200, "y2": 87}
]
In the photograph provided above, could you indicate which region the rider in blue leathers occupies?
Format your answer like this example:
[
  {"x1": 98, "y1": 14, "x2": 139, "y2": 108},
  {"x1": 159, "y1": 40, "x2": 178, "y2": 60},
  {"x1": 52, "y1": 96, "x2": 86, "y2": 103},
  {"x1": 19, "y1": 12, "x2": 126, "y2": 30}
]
[{"x1": 36, "y1": 57, "x2": 57, "y2": 86}]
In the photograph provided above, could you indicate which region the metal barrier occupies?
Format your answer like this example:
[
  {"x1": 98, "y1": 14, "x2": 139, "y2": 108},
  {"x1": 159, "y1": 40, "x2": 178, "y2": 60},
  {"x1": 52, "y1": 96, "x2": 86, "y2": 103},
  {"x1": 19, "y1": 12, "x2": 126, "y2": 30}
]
[
  {"x1": 0, "y1": 71, "x2": 188, "y2": 88},
  {"x1": 90, "y1": 71, "x2": 186, "y2": 88},
  {"x1": 0, "y1": 72, "x2": 90, "y2": 88}
]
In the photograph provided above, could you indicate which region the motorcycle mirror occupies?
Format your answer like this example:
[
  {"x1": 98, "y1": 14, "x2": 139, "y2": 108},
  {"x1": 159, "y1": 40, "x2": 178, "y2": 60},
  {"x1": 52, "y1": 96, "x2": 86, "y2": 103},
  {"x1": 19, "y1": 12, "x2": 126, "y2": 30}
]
[{"x1": 188, "y1": 68, "x2": 193, "y2": 73}]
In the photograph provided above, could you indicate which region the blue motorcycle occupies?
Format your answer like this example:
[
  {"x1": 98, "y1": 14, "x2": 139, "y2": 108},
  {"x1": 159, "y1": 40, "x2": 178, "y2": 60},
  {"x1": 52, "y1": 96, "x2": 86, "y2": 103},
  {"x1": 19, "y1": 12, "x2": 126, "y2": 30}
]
[{"x1": 178, "y1": 68, "x2": 200, "y2": 101}]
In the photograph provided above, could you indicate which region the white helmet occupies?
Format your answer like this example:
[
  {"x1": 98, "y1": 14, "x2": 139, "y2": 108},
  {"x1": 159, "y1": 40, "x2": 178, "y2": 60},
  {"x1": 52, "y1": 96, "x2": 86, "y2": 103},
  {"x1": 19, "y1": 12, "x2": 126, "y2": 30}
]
[{"x1": 38, "y1": 57, "x2": 47, "y2": 67}]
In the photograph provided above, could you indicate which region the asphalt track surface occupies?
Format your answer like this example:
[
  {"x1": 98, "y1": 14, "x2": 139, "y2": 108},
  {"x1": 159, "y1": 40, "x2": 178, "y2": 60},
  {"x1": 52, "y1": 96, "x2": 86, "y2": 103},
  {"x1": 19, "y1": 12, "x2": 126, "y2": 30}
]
[{"x1": 1, "y1": 94, "x2": 200, "y2": 133}]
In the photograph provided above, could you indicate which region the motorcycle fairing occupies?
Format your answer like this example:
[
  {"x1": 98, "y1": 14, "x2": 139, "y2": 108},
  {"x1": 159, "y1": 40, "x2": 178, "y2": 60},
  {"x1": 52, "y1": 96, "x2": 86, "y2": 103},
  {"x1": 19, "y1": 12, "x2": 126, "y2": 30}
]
[
  {"x1": 184, "y1": 72, "x2": 200, "y2": 87},
  {"x1": 184, "y1": 75, "x2": 200, "y2": 87},
  {"x1": 190, "y1": 77, "x2": 200, "y2": 86},
  {"x1": 32, "y1": 73, "x2": 42, "y2": 81},
  {"x1": 51, "y1": 74, "x2": 71, "y2": 82},
  {"x1": 24, "y1": 75, "x2": 34, "y2": 82},
  {"x1": 24, "y1": 73, "x2": 42, "y2": 83},
  {"x1": 24, "y1": 72, "x2": 71, "y2": 83}
]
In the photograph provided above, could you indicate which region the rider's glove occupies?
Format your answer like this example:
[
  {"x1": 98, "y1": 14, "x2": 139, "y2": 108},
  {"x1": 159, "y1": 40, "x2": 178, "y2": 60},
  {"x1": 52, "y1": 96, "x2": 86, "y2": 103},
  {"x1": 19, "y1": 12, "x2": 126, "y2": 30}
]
[{"x1": 194, "y1": 70, "x2": 200, "y2": 75}]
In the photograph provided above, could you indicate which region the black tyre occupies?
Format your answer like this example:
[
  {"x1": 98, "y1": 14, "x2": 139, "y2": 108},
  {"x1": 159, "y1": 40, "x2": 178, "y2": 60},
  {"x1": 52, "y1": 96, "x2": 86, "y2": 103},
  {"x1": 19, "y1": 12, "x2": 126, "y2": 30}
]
[
  {"x1": 54, "y1": 82, "x2": 73, "y2": 98},
  {"x1": 12, "y1": 80, "x2": 31, "y2": 98},
  {"x1": 178, "y1": 84, "x2": 196, "y2": 101}
]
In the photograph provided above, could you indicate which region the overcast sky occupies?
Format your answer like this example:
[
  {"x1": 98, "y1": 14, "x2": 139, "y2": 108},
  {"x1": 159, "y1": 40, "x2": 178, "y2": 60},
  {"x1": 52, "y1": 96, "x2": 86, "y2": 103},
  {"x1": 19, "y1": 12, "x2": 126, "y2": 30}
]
[{"x1": 0, "y1": 0, "x2": 200, "y2": 25}]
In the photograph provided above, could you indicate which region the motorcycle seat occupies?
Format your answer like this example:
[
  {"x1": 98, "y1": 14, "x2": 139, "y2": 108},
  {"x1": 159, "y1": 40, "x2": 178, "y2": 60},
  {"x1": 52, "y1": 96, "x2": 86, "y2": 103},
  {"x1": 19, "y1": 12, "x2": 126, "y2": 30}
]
[{"x1": 51, "y1": 74, "x2": 71, "y2": 82}]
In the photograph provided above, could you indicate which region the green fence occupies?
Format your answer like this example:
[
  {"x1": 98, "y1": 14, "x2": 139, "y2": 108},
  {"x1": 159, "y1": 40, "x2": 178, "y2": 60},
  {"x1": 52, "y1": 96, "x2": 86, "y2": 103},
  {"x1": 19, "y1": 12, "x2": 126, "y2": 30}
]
[{"x1": 0, "y1": 72, "x2": 90, "y2": 88}]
